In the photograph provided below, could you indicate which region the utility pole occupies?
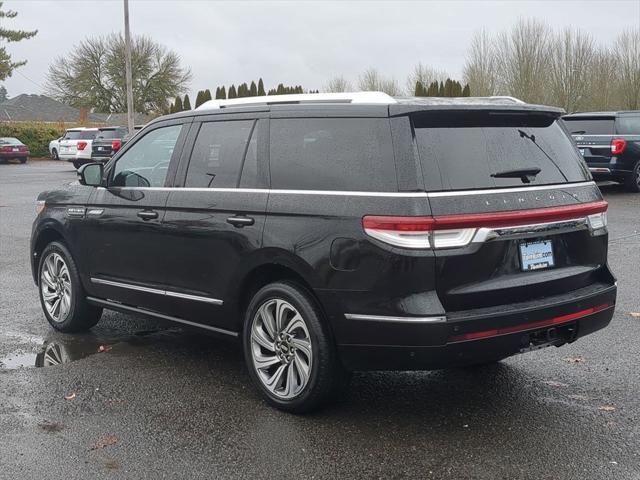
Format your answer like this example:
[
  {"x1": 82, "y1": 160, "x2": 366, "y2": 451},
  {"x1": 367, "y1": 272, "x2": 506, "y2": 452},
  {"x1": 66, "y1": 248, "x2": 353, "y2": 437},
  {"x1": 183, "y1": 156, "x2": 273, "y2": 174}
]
[{"x1": 123, "y1": 0, "x2": 135, "y2": 135}]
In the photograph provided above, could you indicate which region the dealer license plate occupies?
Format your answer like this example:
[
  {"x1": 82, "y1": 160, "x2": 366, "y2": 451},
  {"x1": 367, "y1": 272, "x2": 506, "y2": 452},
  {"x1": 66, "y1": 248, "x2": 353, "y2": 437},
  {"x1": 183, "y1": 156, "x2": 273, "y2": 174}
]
[{"x1": 519, "y1": 240, "x2": 555, "y2": 271}]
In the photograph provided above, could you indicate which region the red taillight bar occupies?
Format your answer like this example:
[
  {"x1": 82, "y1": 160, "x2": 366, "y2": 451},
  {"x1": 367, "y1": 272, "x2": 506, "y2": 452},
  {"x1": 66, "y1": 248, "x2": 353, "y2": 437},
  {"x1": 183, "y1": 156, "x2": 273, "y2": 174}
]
[
  {"x1": 363, "y1": 201, "x2": 607, "y2": 232},
  {"x1": 611, "y1": 138, "x2": 626, "y2": 155},
  {"x1": 112, "y1": 139, "x2": 122, "y2": 151},
  {"x1": 449, "y1": 303, "x2": 612, "y2": 343},
  {"x1": 362, "y1": 216, "x2": 434, "y2": 231}
]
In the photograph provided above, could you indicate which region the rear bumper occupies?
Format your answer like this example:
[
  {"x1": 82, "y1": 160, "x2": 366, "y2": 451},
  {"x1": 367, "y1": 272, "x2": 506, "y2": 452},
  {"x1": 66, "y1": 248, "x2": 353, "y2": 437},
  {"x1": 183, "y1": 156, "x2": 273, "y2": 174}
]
[
  {"x1": 0, "y1": 151, "x2": 28, "y2": 158},
  {"x1": 587, "y1": 162, "x2": 634, "y2": 180},
  {"x1": 334, "y1": 282, "x2": 616, "y2": 370}
]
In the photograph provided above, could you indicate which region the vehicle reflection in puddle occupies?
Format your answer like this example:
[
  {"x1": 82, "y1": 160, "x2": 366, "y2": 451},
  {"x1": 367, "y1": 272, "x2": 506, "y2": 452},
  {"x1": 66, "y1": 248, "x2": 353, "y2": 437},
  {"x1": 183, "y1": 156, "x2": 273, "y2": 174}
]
[{"x1": 0, "y1": 328, "x2": 179, "y2": 369}]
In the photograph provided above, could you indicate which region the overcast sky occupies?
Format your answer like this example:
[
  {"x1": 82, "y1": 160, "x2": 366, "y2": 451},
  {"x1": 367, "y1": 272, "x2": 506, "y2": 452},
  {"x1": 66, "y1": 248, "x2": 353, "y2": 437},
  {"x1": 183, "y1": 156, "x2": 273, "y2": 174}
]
[{"x1": 4, "y1": 0, "x2": 640, "y2": 98}]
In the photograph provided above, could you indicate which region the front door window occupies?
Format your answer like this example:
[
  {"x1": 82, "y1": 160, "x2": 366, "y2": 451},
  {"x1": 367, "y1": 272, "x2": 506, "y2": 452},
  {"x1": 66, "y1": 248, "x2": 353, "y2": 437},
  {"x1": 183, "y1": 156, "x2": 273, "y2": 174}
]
[{"x1": 111, "y1": 125, "x2": 183, "y2": 187}]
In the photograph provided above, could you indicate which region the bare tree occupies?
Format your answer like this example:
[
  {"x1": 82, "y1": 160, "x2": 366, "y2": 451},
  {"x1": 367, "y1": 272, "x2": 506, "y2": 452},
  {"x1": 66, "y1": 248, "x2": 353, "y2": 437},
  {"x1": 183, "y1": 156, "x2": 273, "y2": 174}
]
[
  {"x1": 613, "y1": 28, "x2": 640, "y2": 110},
  {"x1": 406, "y1": 62, "x2": 449, "y2": 96},
  {"x1": 324, "y1": 75, "x2": 352, "y2": 93},
  {"x1": 357, "y1": 68, "x2": 400, "y2": 95},
  {"x1": 463, "y1": 30, "x2": 497, "y2": 97},
  {"x1": 548, "y1": 28, "x2": 596, "y2": 112},
  {"x1": 495, "y1": 18, "x2": 552, "y2": 104},
  {"x1": 581, "y1": 47, "x2": 620, "y2": 111}
]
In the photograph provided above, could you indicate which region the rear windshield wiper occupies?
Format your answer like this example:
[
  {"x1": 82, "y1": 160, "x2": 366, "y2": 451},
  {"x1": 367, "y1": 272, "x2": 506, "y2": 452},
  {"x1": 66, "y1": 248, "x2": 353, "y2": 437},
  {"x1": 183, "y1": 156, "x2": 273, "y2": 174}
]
[
  {"x1": 491, "y1": 167, "x2": 541, "y2": 184},
  {"x1": 517, "y1": 129, "x2": 568, "y2": 182}
]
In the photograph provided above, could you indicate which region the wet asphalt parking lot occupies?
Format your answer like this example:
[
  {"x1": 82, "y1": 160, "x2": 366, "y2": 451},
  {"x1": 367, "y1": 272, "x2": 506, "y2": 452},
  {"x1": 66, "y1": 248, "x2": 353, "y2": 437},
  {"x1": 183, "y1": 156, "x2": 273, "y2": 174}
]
[{"x1": 0, "y1": 160, "x2": 639, "y2": 479}]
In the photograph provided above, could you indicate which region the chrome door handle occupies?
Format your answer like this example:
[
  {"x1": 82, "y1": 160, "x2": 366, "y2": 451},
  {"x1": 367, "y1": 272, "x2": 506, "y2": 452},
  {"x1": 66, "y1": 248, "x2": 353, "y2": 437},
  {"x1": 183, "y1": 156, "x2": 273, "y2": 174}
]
[
  {"x1": 226, "y1": 216, "x2": 255, "y2": 227},
  {"x1": 137, "y1": 210, "x2": 158, "y2": 220}
]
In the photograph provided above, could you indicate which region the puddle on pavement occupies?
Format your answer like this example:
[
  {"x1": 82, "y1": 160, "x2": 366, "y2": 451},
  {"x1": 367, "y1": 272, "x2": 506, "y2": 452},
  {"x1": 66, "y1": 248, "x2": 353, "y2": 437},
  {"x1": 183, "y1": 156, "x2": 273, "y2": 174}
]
[{"x1": 0, "y1": 328, "x2": 181, "y2": 370}]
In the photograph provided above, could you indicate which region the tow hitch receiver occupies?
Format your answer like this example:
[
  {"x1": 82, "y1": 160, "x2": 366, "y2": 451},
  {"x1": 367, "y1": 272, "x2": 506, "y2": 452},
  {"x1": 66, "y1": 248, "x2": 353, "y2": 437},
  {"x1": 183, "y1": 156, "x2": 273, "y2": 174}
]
[{"x1": 519, "y1": 323, "x2": 578, "y2": 353}]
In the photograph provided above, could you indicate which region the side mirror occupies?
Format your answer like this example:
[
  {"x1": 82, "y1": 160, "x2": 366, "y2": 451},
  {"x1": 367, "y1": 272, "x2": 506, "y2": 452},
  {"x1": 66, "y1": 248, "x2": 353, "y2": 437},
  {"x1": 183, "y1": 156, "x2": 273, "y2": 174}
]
[{"x1": 78, "y1": 163, "x2": 104, "y2": 187}]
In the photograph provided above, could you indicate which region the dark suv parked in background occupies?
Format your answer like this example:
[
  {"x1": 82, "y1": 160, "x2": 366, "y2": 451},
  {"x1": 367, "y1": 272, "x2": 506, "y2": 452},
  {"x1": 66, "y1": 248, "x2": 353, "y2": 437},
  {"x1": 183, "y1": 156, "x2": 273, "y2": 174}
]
[
  {"x1": 563, "y1": 111, "x2": 640, "y2": 191},
  {"x1": 91, "y1": 126, "x2": 129, "y2": 162},
  {"x1": 31, "y1": 93, "x2": 616, "y2": 412}
]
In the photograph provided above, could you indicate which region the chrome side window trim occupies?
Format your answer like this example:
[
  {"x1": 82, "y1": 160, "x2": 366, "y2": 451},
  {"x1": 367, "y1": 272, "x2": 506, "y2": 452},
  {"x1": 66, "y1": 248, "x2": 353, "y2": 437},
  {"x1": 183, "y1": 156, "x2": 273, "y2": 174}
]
[
  {"x1": 425, "y1": 181, "x2": 595, "y2": 198},
  {"x1": 96, "y1": 181, "x2": 596, "y2": 198},
  {"x1": 344, "y1": 313, "x2": 447, "y2": 323},
  {"x1": 91, "y1": 278, "x2": 223, "y2": 306}
]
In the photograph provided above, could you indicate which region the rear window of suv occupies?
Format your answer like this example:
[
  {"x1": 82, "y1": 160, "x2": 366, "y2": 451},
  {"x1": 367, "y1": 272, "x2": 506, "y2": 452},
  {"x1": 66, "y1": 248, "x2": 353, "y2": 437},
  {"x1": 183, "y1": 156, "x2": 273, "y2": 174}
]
[
  {"x1": 96, "y1": 128, "x2": 125, "y2": 139},
  {"x1": 270, "y1": 118, "x2": 396, "y2": 191},
  {"x1": 562, "y1": 117, "x2": 615, "y2": 135},
  {"x1": 414, "y1": 112, "x2": 590, "y2": 191},
  {"x1": 65, "y1": 130, "x2": 97, "y2": 140}
]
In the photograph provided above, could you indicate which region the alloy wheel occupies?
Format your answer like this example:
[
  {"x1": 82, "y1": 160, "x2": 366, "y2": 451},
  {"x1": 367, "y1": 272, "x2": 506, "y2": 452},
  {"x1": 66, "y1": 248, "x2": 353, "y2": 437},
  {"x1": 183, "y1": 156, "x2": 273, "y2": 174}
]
[
  {"x1": 40, "y1": 252, "x2": 72, "y2": 323},
  {"x1": 250, "y1": 299, "x2": 313, "y2": 399}
]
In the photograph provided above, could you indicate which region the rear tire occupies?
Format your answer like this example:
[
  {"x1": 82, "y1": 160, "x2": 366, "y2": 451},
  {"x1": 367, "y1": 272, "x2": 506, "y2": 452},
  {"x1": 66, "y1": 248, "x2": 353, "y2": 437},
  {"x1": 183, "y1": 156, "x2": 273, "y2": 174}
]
[
  {"x1": 242, "y1": 281, "x2": 350, "y2": 413},
  {"x1": 51, "y1": 148, "x2": 59, "y2": 160},
  {"x1": 19, "y1": 157, "x2": 27, "y2": 164},
  {"x1": 72, "y1": 161, "x2": 83, "y2": 170},
  {"x1": 624, "y1": 161, "x2": 640, "y2": 193},
  {"x1": 38, "y1": 241, "x2": 102, "y2": 332}
]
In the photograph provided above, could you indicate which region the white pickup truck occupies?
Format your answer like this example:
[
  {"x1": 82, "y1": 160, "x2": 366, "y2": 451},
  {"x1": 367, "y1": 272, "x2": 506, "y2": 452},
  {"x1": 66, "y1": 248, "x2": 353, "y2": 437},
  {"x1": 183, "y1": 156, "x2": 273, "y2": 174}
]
[{"x1": 58, "y1": 127, "x2": 98, "y2": 169}]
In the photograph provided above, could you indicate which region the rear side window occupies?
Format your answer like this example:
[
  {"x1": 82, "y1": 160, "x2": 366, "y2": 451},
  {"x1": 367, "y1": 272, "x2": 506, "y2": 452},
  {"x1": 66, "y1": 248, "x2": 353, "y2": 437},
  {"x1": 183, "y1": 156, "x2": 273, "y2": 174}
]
[
  {"x1": 185, "y1": 120, "x2": 255, "y2": 188},
  {"x1": 414, "y1": 112, "x2": 590, "y2": 191},
  {"x1": 563, "y1": 117, "x2": 615, "y2": 135},
  {"x1": 270, "y1": 118, "x2": 396, "y2": 191},
  {"x1": 617, "y1": 115, "x2": 640, "y2": 135}
]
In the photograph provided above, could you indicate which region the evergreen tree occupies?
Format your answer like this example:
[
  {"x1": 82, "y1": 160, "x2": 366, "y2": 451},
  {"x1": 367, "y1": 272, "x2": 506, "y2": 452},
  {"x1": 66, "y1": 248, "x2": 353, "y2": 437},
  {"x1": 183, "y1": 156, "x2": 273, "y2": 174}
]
[
  {"x1": 204, "y1": 89, "x2": 212, "y2": 102},
  {"x1": 462, "y1": 84, "x2": 471, "y2": 97},
  {"x1": 452, "y1": 80, "x2": 463, "y2": 97},
  {"x1": 183, "y1": 94, "x2": 191, "y2": 110},
  {"x1": 257, "y1": 78, "x2": 265, "y2": 96},
  {"x1": 427, "y1": 81, "x2": 439, "y2": 96},
  {"x1": 220, "y1": 86, "x2": 226, "y2": 99},
  {"x1": 194, "y1": 90, "x2": 204, "y2": 108},
  {"x1": 0, "y1": 3, "x2": 38, "y2": 82},
  {"x1": 443, "y1": 79, "x2": 452, "y2": 97},
  {"x1": 250, "y1": 80, "x2": 257, "y2": 97},
  {"x1": 438, "y1": 81, "x2": 445, "y2": 97},
  {"x1": 173, "y1": 95, "x2": 183, "y2": 112},
  {"x1": 228, "y1": 84, "x2": 237, "y2": 99}
]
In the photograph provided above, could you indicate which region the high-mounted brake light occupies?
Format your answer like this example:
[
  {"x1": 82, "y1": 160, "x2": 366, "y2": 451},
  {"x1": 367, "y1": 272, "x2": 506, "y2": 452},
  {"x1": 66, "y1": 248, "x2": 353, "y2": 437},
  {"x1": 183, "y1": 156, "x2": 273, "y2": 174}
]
[
  {"x1": 77, "y1": 141, "x2": 87, "y2": 151},
  {"x1": 111, "y1": 139, "x2": 122, "y2": 151},
  {"x1": 363, "y1": 201, "x2": 608, "y2": 249},
  {"x1": 611, "y1": 138, "x2": 626, "y2": 155}
]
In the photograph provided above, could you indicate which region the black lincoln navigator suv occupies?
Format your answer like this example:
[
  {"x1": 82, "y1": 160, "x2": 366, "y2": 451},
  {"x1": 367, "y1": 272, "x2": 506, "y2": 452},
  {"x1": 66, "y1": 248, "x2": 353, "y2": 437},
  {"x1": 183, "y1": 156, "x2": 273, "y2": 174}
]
[{"x1": 31, "y1": 93, "x2": 616, "y2": 412}]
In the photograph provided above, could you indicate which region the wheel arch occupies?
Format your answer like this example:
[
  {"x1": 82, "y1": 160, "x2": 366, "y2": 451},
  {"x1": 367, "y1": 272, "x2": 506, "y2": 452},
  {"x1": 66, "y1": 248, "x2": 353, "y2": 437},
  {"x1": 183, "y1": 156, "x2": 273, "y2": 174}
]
[
  {"x1": 31, "y1": 222, "x2": 67, "y2": 284},
  {"x1": 228, "y1": 250, "x2": 338, "y2": 336}
]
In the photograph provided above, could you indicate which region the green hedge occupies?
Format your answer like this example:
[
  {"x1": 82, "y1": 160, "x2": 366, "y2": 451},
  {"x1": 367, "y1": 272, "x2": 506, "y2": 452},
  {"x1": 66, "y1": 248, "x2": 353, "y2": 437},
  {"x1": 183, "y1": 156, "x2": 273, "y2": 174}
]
[{"x1": 0, "y1": 122, "x2": 65, "y2": 157}]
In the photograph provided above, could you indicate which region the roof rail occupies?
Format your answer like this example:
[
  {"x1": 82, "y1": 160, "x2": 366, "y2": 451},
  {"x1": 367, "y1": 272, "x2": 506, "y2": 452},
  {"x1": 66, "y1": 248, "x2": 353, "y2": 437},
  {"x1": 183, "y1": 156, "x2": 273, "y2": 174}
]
[
  {"x1": 489, "y1": 96, "x2": 526, "y2": 104},
  {"x1": 196, "y1": 91, "x2": 397, "y2": 110}
]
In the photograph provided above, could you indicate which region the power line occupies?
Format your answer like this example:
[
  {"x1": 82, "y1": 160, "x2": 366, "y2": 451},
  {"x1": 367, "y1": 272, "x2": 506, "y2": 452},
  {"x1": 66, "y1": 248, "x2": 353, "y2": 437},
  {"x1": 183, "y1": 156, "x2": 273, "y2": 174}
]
[{"x1": 13, "y1": 69, "x2": 46, "y2": 93}]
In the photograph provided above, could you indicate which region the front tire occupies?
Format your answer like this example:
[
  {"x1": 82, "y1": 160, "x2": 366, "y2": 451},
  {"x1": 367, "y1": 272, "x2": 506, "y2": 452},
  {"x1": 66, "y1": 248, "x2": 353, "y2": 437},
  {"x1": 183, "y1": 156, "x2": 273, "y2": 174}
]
[
  {"x1": 243, "y1": 281, "x2": 349, "y2": 413},
  {"x1": 38, "y1": 241, "x2": 102, "y2": 332},
  {"x1": 624, "y1": 161, "x2": 640, "y2": 193}
]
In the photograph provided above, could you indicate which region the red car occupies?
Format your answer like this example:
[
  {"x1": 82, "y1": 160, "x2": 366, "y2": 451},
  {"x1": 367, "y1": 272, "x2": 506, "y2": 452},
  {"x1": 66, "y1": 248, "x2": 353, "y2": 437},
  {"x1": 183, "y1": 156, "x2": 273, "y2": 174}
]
[{"x1": 0, "y1": 137, "x2": 30, "y2": 164}]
